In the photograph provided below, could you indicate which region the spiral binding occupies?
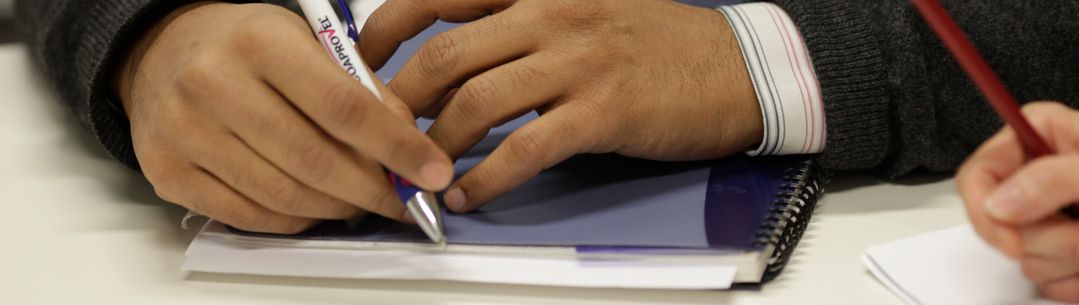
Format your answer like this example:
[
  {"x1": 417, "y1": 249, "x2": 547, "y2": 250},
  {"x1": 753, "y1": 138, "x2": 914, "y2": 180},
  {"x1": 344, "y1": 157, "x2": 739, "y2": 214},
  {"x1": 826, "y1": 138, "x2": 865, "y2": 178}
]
[{"x1": 755, "y1": 159, "x2": 828, "y2": 283}]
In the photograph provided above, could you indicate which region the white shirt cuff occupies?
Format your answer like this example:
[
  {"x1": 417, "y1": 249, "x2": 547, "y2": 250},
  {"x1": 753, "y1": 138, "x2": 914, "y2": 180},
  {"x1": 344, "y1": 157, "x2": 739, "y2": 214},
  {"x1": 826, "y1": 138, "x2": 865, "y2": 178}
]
[{"x1": 718, "y1": 3, "x2": 826, "y2": 156}]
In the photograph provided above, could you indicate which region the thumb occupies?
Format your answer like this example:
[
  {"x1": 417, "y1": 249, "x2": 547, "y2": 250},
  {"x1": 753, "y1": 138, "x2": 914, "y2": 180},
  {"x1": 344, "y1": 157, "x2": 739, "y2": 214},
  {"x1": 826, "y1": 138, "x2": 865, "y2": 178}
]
[{"x1": 985, "y1": 155, "x2": 1079, "y2": 224}]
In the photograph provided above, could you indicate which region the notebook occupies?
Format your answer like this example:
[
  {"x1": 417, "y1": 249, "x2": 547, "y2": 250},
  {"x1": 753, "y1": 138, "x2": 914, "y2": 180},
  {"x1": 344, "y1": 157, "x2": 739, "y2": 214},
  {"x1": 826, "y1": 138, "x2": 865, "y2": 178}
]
[
  {"x1": 863, "y1": 225, "x2": 1069, "y2": 305},
  {"x1": 184, "y1": 113, "x2": 825, "y2": 286}
]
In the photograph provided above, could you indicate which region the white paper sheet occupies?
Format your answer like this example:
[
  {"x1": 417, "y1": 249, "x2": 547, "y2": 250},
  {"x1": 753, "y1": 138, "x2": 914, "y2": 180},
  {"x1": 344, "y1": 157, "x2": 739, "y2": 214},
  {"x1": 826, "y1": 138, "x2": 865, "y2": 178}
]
[
  {"x1": 184, "y1": 222, "x2": 737, "y2": 289},
  {"x1": 864, "y1": 225, "x2": 1070, "y2": 305}
]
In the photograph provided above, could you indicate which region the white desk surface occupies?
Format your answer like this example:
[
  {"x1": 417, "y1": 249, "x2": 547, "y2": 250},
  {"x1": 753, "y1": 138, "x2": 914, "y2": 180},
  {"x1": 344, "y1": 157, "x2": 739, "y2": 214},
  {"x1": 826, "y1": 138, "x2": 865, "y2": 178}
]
[{"x1": 0, "y1": 43, "x2": 969, "y2": 305}]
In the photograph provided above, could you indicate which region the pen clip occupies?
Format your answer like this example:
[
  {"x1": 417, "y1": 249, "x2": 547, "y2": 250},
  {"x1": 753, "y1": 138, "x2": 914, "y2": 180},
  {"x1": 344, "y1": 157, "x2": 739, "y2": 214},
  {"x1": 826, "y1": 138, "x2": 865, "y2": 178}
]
[{"x1": 337, "y1": 0, "x2": 360, "y2": 43}]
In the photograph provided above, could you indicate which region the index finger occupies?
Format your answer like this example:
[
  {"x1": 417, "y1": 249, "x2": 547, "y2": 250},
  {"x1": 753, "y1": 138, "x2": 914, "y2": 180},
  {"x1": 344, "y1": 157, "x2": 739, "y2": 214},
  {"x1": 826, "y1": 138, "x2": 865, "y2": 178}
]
[
  {"x1": 358, "y1": 0, "x2": 516, "y2": 69},
  {"x1": 256, "y1": 17, "x2": 453, "y2": 191},
  {"x1": 443, "y1": 101, "x2": 608, "y2": 212}
]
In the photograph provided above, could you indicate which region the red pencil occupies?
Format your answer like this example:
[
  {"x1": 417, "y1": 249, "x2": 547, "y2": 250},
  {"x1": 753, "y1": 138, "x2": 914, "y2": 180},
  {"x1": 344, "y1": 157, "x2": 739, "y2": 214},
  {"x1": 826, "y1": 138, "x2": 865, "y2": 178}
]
[{"x1": 911, "y1": 0, "x2": 1079, "y2": 217}]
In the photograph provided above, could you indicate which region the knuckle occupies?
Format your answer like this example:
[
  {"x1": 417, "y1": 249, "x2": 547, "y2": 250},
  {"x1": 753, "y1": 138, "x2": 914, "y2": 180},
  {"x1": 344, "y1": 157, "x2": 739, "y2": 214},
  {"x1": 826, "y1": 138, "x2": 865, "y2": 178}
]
[
  {"x1": 152, "y1": 183, "x2": 185, "y2": 206},
  {"x1": 506, "y1": 65, "x2": 543, "y2": 88},
  {"x1": 1019, "y1": 161, "x2": 1057, "y2": 198},
  {"x1": 574, "y1": 98, "x2": 607, "y2": 118},
  {"x1": 362, "y1": 6, "x2": 392, "y2": 39},
  {"x1": 539, "y1": 0, "x2": 608, "y2": 28},
  {"x1": 141, "y1": 97, "x2": 198, "y2": 137},
  {"x1": 290, "y1": 140, "x2": 337, "y2": 184},
  {"x1": 505, "y1": 129, "x2": 547, "y2": 164},
  {"x1": 539, "y1": 0, "x2": 584, "y2": 20},
  {"x1": 417, "y1": 32, "x2": 462, "y2": 77},
  {"x1": 576, "y1": 45, "x2": 619, "y2": 72},
  {"x1": 259, "y1": 176, "x2": 302, "y2": 213},
  {"x1": 252, "y1": 111, "x2": 287, "y2": 134},
  {"x1": 175, "y1": 55, "x2": 226, "y2": 97},
  {"x1": 231, "y1": 8, "x2": 293, "y2": 49},
  {"x1": 139, "y1": 155, "x2": 186, "y2": 203},
  {"x1": 455, "y1": 77, "x2": 498, "y2": 117},
  {"x1": 322, "y1": 83, "x2": 371, "y2": 130}
]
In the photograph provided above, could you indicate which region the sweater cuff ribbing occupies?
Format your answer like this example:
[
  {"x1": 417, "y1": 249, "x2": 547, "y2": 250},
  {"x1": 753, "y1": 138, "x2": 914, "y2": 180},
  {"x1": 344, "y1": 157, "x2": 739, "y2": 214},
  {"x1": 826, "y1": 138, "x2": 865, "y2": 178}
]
[
  {"x1": 84, "y1": 0, "x2": 180, "y2": 171},
  {"x1": 765, "y1": 0, "x2": 891, "y2": 170}
]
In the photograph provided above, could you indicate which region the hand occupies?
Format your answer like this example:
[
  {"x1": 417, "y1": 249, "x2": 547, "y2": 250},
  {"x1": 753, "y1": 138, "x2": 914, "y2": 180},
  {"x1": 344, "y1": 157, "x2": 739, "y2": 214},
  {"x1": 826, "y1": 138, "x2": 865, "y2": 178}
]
[
  {"x1": 360, "y1": 0, "x2": 761, "y2": 211},
  {"x1": 114, "y1": 3, "x2": 454, "y2": 234},
  {"x1": 956, "y1": 102, "x2": 1079, "y2": 302}
]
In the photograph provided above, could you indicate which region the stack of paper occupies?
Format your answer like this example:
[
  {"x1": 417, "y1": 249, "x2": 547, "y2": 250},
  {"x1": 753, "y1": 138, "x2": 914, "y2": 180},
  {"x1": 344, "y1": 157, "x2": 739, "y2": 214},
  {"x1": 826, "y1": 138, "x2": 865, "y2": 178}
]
[
  {"x1": 184, "y1": 221, "x2": 739, "y2": 289},
  {"x1": 863, "y1": 225, "x2": 1069, "y2": 305}
]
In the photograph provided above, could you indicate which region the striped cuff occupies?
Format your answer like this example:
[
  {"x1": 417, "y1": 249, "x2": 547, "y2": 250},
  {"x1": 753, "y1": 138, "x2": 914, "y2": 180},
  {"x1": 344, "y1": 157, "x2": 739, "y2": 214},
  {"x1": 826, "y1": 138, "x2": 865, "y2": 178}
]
[{"x1": 719, "y1": 3, "x2": 826, "y2": 156}]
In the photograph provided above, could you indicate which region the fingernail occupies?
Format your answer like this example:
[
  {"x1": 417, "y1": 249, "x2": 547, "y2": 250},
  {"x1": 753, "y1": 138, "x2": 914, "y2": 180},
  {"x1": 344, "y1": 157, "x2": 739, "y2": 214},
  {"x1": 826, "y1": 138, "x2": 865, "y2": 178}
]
[
  {"x1": 420, "y1": 161, "x2": 452, "y2": 189},
  {"x1": 986, "y1": 184, "x2": 1025, "y2": 221},
  {"x1": 444, "y1": 187, "x2": 467, "y2": 212}
]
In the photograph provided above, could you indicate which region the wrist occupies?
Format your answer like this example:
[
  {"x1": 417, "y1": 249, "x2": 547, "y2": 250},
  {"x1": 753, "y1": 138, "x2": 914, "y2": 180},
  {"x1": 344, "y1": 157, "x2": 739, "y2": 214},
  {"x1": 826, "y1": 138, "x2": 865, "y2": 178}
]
[
  {"x1": 112, "y1": 1, "x2": 224, "y2": 117},
  {"x1": 706, "y1": 8, "x2": 764, "y2": 152}
]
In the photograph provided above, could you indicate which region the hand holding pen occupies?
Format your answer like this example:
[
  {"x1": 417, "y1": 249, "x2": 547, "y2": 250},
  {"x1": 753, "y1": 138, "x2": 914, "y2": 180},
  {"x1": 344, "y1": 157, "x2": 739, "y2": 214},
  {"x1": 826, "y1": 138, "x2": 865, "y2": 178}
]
[
  {"x1": 113, "y1": 2, "x2": 453, "y2": 234},
  {"x1": 300, "y1": 0, "x2": 447, "y2": 244}
]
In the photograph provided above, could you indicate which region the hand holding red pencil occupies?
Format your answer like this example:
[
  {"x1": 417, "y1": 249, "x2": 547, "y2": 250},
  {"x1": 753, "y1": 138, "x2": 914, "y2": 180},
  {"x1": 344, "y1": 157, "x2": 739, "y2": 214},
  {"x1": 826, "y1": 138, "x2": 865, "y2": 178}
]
[
  {"x1": 913, "y1": 0, "x2": 1079, "y2": 301},
  {"x1": 957, "y1": 102, "x2": 1079, "y2": 302}
]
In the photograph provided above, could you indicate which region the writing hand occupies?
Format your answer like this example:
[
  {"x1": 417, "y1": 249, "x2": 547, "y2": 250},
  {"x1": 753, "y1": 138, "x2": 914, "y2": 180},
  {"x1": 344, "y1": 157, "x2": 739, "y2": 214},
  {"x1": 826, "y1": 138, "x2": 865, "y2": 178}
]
[
  {"x1": 957, "y1": 101, "x2": 1079, "y2": 302},
  {"x1": 115, "y1": 3, "x2": 453, "y2": 233}
]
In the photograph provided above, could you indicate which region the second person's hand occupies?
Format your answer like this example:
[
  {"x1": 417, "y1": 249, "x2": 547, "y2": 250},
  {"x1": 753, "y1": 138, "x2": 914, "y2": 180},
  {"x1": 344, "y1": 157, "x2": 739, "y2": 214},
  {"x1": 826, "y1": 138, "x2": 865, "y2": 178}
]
[
  {"x1": 114, "y1": 2, "x2": 454, "y2": 233},
  {"x1": 957, "y1": 102, "x2": 1079, "y2": 302}
]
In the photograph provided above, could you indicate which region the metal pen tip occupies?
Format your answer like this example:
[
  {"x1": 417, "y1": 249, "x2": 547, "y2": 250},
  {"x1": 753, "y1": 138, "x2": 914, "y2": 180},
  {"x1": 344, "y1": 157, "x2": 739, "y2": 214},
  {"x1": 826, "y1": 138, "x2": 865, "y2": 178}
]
[{"x1": 405, "y1": 191, "x2": 445, "y2": 245}]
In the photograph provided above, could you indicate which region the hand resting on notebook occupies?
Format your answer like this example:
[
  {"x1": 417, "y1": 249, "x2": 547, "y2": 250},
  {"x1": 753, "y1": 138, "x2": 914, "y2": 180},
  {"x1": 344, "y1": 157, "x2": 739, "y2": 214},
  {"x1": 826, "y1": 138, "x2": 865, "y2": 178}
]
[
  {"x1": 359, "y1": 0, "x2": 763, "y2": 212},
  {"x1": 956, "y1": 102, "x2": 1079, "y2": 302}
]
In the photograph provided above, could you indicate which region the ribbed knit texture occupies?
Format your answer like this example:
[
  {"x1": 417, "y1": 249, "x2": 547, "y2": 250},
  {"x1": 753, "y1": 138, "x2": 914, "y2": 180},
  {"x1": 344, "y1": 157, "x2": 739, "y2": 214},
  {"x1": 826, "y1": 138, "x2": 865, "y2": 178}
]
[
  {"x1": 15, "y1": 0, "x2": 291, "y2": 171},
  {"x1": 768, "y1": 0, "x2": 1079, "y2": 176},
  {"x1": 16, "y1": 0, "x2": 1079, "y2": 176}
]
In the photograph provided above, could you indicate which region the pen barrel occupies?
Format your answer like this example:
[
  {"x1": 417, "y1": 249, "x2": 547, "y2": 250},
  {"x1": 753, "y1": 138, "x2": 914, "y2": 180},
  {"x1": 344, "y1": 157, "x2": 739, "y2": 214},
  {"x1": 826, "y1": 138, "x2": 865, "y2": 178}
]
[
  {"x1": 297, "y1": 0, "x2": 444, "y2": 242},
  {"x1": 296, "y1": 0, "x2": 382, "y2": 100},
  {"x1": 388, "y1": 172, "x2": 424, "y2": 205}
]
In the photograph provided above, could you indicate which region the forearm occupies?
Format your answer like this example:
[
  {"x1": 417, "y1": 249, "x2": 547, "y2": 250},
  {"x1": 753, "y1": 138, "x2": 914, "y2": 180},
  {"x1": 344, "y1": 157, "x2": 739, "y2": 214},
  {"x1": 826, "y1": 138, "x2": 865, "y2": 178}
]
[{"x1": 770, "y1": 0, "x2": 1079, "y2": 176}]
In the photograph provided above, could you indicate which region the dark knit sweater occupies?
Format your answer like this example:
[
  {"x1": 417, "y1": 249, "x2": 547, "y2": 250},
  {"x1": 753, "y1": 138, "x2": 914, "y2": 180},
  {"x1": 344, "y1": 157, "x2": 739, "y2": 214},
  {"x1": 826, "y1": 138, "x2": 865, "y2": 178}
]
[{"x1": 15, "y1": 0, "x2": 1079, "y2": 177}]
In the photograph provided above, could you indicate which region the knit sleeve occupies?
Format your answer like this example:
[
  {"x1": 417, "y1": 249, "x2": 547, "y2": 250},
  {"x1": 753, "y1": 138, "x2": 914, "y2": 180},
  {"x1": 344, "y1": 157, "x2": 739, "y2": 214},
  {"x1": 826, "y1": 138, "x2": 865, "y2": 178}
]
[
  {"x1": 15, "y1": 0, "x2": 295, "y2": 171},
  {"x1": 766, "y1": 0, "x2": 1079, "y2": 176}
]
